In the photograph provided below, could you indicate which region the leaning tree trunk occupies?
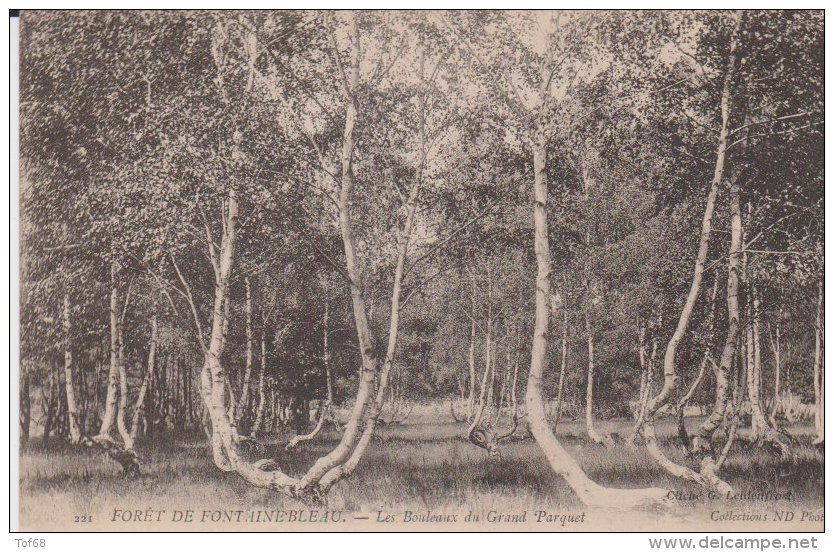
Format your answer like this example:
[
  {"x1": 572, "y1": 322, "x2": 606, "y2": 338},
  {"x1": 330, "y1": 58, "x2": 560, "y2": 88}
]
[
  {"x1": 525, "y1": 126, "x2": 666, "y2": 508},
  {"x1": 687, "y1": 173, "x2": 742, "y2": 491},
  {"x1": 676, "y1": 276, "x2": 720, "y2": 448},
  {"x1": 639, "y1": 12, "x2": 742, "y2": 496},
  {"x1": 640, "y1": 12, "x2": 742, "y2": 434},
  {"x1": 62, "y1": 292, "x2": 82, "y2": 444}
]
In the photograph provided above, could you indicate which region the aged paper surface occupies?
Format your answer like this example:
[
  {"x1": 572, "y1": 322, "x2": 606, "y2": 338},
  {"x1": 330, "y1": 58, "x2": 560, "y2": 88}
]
[{"x1": 17, "y1": 9, "x2": 823, "y2": 532}]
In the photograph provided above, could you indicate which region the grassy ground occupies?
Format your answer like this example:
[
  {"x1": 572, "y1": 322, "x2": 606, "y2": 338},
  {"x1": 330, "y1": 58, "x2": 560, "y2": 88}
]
[{"x1": 18, "y1": 415, "x2": 824, "y2": 531}]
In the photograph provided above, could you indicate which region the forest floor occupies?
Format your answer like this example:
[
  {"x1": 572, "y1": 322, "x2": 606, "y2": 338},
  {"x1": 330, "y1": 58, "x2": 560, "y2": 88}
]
[{"x1": 18, "y1": 415, "x2": 824, "y2": 531}]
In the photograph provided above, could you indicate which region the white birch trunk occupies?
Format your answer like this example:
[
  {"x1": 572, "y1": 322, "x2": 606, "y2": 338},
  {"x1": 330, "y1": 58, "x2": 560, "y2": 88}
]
[
  {"x1": 130, "y1": 315, "x2": 158, "y2": 441},
  {"x1": 643, "y1": 12, "x2": 742, "y2": 424},
  {"x1": 97, "y1": 261, "x2": 121, "y2": 441},
  {"x1": 525, "y1": 127, "x2": 666, "y2": 508},
  {"x1": 813, "y1": 282, "x2": 824, "y2": 444},
  {"x1": 62, "y1": 292, "x2": 82, "y2": 444}
]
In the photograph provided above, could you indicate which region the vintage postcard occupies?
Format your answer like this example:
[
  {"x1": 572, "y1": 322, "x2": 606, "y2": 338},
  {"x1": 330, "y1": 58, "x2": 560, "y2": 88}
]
[{"x1": 16, "y1": 9, "x2": 823, "y2": 532}]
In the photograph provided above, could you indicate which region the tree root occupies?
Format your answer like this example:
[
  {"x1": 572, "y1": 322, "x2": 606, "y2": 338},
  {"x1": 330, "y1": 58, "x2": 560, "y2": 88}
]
[
  {"x1": 748, "y1": 427, "x2": 793, "y2": 458},
  {"x1": 642, "y1": 420, "x2": 733, "y2": 495},
  {"x1": 84, "y1": 436, "x2": 141, "y2": 477}
]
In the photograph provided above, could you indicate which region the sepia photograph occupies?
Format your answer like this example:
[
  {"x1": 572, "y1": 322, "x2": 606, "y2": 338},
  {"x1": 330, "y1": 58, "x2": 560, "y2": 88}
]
[{"x1": 14, "y1": 8, "x2": 824, "y2": 533}]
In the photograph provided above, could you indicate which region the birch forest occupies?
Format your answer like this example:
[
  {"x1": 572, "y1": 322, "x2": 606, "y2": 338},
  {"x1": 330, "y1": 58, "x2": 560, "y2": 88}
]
[{"x1": 18, "y1": 9, "x2": 824, "y2": 528}]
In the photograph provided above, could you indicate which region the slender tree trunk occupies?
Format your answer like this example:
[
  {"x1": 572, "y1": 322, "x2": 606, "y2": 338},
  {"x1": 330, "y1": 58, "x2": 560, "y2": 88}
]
[
  {"x1": 483, "y1": 288, "x2": 494, "y2": 414},
  {"x1": 768, "y1": 308, "x2": 782, "y2": 424},
  {"x1": 693, "y1": 174, "x2": 742, "y2": 471},
  {"x1": 286, "y1": 298, "x2": 334, "y2": 449},
  {"x1": 62, "y1": 292, "x2": 82, "y2": 444},
  {"x1": 677, "y1": 276, "x2": 720, "y2": 447},
  {"x1": 116, "y1": 323, "x2": 134, "y2": 451},
  {"x1": 251, "y1": 333, "x2": 268, "y2": 438},
  {"x1": 747, "y1": 294, "x2": 769, "y2": 435},
  {"x1": 628, "y1": 318, "x2": 655, "y2": 446},
  {"x1": 98, "y1": 261, "x2": 121, "y2": 441},
  {"x1": 639, "y1": 12, "x2": 742, "y2": 496},
  {"x1": 524, "y1": 126, "x2": 666, "y2": 508},
  {"x1": 20, "y1": 370, "x2": 31, "y2": 446},
  {"x1": 467, "y1": 278, "x2": 477, "y2": 420},
  {"x1": 641, "y1": 12, "x2": 742, "y2": 430},
  {"x1": 554, "y1": 299, "x2": 568, "y2": 426},
  {"x1": 584, "y1": 309, "x2": 606, "y2": 444},
  {"x1": 235, "y1": 277, "x2": 254, "y2": 425},
  {"x1": 813, "y1": 281, "x2": 824, "y2": 445},
  {"x1": 130, "y1": 315, "x2": 158, "y2": 441},
  {"x1": 635, "y1": 318, "x2": 648, "y2": 420}
]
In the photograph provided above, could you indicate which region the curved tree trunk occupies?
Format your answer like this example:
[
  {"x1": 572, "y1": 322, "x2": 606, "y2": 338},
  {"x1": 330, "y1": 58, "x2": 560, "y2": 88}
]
[
  {"x1": 641, "y1": 12, "x2": 742, "y2": 430},
  {"x1": 286, "y1": 298, "x2": 334, "y2": 450},
  {"x1": 525, "y1": 127, "x2": 666, "y2": 508},
  {"x1": 692, "y1": 174, "x2": 741, "y2": 467},
  {"x1": 639, "y1": 12, "x2": 742, "y2": 496}
]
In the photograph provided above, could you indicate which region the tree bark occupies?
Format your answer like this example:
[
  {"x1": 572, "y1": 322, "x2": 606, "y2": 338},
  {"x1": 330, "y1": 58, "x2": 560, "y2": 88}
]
[
  {"x1": 467, "y1": 276, "x2": 477, "y2": 420},
  {"x1": 642, "y1": 11, "x2": 742, "y2": 427},
  {"x1": 130, "y1": 315, "x2": 158, "y2": 441},
  {"x1": 584, "y1": 309, "x2": 606, "y2": 444},
  {"x1": 768, "y1": 308, "x2": 782, "y2": 425},
  {"x1": 297, "y1": 13, "x2": 378, "y2": 491},
  {"x1": 62, "y1": 292, "x2": 82, "y2": 444},
  {"x1": 554, "y1": 298, "x2": 568, "y2": 426},
  {"x1": 639, "y1": 12, "x2": 742, "y2": 496},
  {"x1": 813, "y1": 281, "x2": 824, "y2": 445},
  {"x1": 97, "y1": 261, "x2": 121, "y2": 441},
  {"x1": 524, "y1": 126, "x2": 666, "y2": 508},
  {"x1": 20, "y1": 370, "x2": 31, "y2": 446},
  {"x1": 236, "y1": 277, "x2": 254, "y2": 423},
  {"x1": 747, "y1": 292, "x2": 769, "y2": 436},
  {"x1": 316, "y1": 37, "x2": 430, "y2": 487},
  {"x1": 693, "y1": 174, "x2": 741, "y2": 467},
  {"x1": 251, "y1": 333, "x2": 268, "y2": 438},
  {"x1": 116, "y1": 323, "x2": 134, "y2": 451},
  {"x1": 286, "y1": 297, "x2": 334, "y2": 450}
]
